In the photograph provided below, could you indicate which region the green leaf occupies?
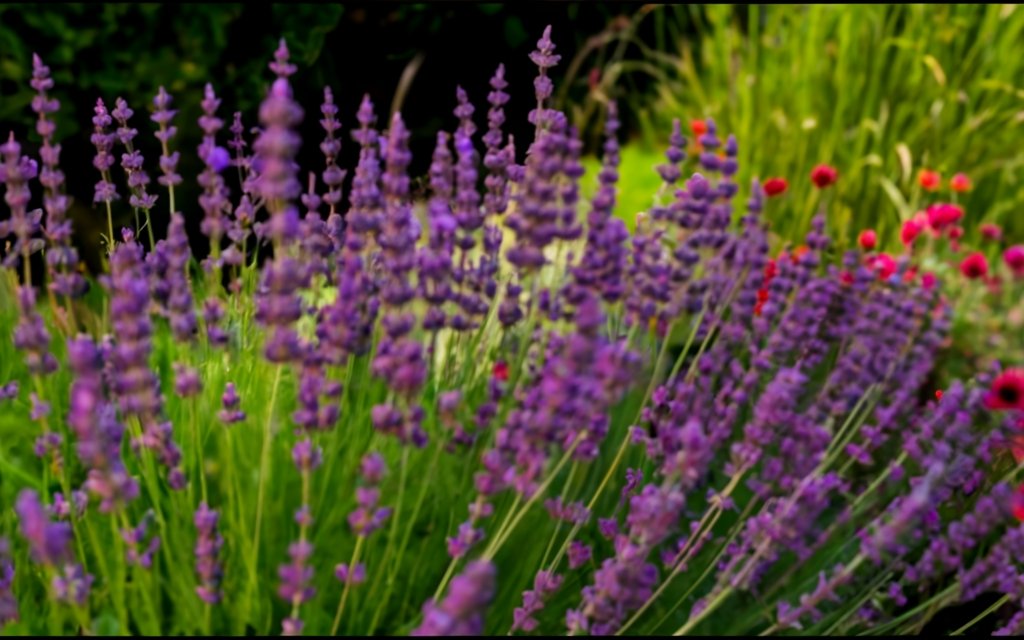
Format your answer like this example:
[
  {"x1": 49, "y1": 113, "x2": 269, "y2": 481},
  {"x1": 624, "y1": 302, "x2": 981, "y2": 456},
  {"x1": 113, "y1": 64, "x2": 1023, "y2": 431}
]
[
  {"x1": 877, "y1": 176, "x2": 913, "y2": 221},
  {"x1": 91, "y1": 613, "x2": 120, "y2": 637}
]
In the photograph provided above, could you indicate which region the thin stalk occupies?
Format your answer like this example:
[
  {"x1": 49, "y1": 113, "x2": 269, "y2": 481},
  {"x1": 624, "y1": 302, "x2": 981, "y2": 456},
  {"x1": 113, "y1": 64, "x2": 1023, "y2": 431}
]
[
  {"x1": 950, "y1": 593, "x2": 1010, "y2": 636},
  {"x1": 481, "y1": 434, "x2": 583, "y2": 562},
  {"x1": 330, "y1": 535, "x2": 366, "y2": 635},
  {"x1": 250, "y1": 365, "x2": 283, "y2": 595}
]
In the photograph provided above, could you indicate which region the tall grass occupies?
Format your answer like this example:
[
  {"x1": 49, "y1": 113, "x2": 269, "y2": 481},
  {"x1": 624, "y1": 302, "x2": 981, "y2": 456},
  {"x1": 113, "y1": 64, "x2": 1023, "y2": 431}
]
[{"x1": 610, "y1": 4, "x2": 1024, "y2": 248}]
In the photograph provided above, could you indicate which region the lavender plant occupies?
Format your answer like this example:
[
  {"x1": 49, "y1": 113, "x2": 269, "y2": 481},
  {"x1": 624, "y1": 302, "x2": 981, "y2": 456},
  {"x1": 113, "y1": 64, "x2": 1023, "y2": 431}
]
[{"x1": 1, "y1": 28, "x2": 1023, "y2": 637}]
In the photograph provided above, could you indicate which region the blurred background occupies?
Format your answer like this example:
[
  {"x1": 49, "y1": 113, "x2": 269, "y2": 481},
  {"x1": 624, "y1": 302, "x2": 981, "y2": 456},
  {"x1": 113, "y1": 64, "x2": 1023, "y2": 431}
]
[{"x1": 0, "y1": 3, "x2": 1022, "y2": 273}]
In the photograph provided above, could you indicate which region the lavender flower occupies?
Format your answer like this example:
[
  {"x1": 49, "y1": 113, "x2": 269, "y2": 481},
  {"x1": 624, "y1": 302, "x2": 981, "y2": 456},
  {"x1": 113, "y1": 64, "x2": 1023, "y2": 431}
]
[
  {"x1": 197, "y1": 84, "x2": 231, "y2": 267},
  {"x1": 122, "y1": 512, "x2": 161, "y2": 569},
  {"x1": 106, "y1": 230, "x2": 185, "y2": 488},
  {"x1": 111, "y1": 97, "x2": 158, "y2": 213},
  {"x1": 0, "y1": 538, "x2": 17, "y2": 625},
  {"x1": 527, "y1": 25, "x2": 561, "y2": 132},
  {"x1": 194, "y1": 502, "x2": 224, "y2": 604},
  {"x1": 67, "y1": 335, "x2": 138, "y2": 512},
  {"x1": 13, "y1": 286, "x2": 58, "y2": 376},
  {"x1": 0, "y1": 381, "x2": 17, "y2": 401},
  {"x1": 512, "y1": 570, "x2": 563, "y2": 633},
  {"x1": 91, "y1": 98, "x2": 120, "y2": 212},
  {"x1": 412, "y1": 560, "x2": 497, "y2": 636},
  {"x1": 1, "y1": 133, "x2": 44, "y2": 271},
  {"x1": 152, "y1": 86, "x2": 182, "y2": 193},
  {"x1": 218, "y1": 382, "x2": 245, "y2": 425},
  {"x1": 31, "y1": 54, "x2": 85, "y2": 299}
]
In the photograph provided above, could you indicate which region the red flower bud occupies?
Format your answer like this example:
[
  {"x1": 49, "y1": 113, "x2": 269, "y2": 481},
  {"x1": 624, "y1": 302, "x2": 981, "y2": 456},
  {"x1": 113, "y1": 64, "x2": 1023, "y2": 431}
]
[
  {"x1": 918, "y1": 169, "x2": 941, "y2": 191},
  {"x1": 950, "y1": 172, "x2": 972, "y2": 192},
  {"x1": 959, "y1": 251, "x2": 989, "y2": 280},
  {"x1": 763, "y1": 177, "x2": 788, "y2": 197},
  {"x1": 810, "y1": 164, "x2": 838, "y2": 189},
  {"x1": 857, "y1": 229, "x2": 877, "y2": 251}
]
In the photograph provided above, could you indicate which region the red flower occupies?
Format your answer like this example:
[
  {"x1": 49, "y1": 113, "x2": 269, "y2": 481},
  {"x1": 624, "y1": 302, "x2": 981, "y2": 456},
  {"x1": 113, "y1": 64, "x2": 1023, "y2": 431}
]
[
  {"x1": 857, "y1": 229, "x2": 877, "y2": 251},
  {"x1": 980, "y1": 223, "x2": 1003, "y2": 241},
  {"x1": 810, "y1": 164, "x2": 839, "y2": 189},
  {"x1": 900, "y1": 218, "x2": 925, "y2": 247},
  {"x1": 791, "y1": 245, "x2": 810, "y2": 263},
  {"x1": 918, "y1": 169, "x2": 941, "y2": 191},
  {"x1": 763, "y1": 177, "x2": 788, "y2": 197},
  {"x1": 986, "y1": 369, "x2": 1024, "y2": 411},
  {"x1": 493, "y1": 361, "x2": 509, "y2": 382},
  {"x1": 764, "y1": 259, "x2": 778, "y2": 280},
  {"x1": 921, "y1": 272, "x2": 937, "y2": 290},
  {"x1": 1013, "y1": 483, "x2": 1024, "y2": 521},
  {"x1": 839, "y1": 270, "x2": 854, "y2": 286},
  {"x1": 934, "y1": 389, "x2": 943, "y2": 400},
  {"x1": 691, "y1": 119, "x2": 708, "y2": 137},
  {"x1": 869, "y1": 253, "x2": 897, "y2": 280},
  {"x1": 1004, "y1": 245, "x2": 1024, "y2": 277},
  {"x1": 959, "y1": 252, "x2": 989, "y2": 280},
  {"x1": 926, "y1": 203, "x2": 964, "y2": 231},
  {"x1": 903, "y1": 266, "x2": 918, "y2": 283},
  {"x1": 1013, "y1": 435, "x2": 1024, "y2": 466},
  {"x1": 950, "y1": 172, "x2": 972, "y2": 192},
  {"x1": 948, "y1": 226, "x2": 964, "y2": 241}
]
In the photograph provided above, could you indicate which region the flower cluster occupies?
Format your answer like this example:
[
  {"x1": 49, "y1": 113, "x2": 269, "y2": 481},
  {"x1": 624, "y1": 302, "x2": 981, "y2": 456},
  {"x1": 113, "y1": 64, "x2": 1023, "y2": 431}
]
[{"x1": 0, "y1": 25, "x2": 1021, "y2": 639}]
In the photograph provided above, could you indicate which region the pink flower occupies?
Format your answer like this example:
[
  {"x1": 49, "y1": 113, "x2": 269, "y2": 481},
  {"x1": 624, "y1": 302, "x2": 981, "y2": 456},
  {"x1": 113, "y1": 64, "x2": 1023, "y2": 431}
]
[
  {"x1": 868, "y1": 253, "x2": 897, "y2": 280},
  {"x1": 926, "y1": 203, "x2": 964, "y2": 232},
  {"x1": 980, "y1": 223, "x2": 1003, "y2": 241},
  {"x1": 985, "y1": 369, "x2": 1024, "y2": 411},
  {"x1": 900, "y1": 218, "x2": 925, "y2": 247},
  {"x1": 1004, "y1": 245, "x2": 1024, "y2": 277},
  {"x1": 950, "y1": 172, "x2": 972, "y2": 192},
  {"x1": 959, "y1": 252, "x2": 989, "y2": 280},
  {"x1": 857, "y1": 229, "x2": 877, "y2": 251}
]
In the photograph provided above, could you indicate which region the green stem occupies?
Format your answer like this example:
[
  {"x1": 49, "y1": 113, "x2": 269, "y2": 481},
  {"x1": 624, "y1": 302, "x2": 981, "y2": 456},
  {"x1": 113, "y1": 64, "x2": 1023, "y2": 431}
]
[
  {"x1": 951, "y1": 593, "x2": 1010, "y2": 636},
  {"x1": 481, "y1": 434, "x2": 583, "y2": 561},
  {"x1": 249, "y1": 365, "x2": 283, "y2": 608},
  {"x1": 330, "y1": 535, "x2": 365, "y2": 635}
]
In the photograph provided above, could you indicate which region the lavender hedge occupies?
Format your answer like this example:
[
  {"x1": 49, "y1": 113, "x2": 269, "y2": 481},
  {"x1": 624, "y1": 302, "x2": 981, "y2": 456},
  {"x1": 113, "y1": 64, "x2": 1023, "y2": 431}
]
[{"x1": 1, "y1": 27, "x2": 1023, "y2": 636}]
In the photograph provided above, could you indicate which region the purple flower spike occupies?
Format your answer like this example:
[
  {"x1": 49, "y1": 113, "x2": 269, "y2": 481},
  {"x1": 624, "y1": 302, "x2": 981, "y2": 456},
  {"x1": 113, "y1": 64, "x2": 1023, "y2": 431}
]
[
  {"x1": 270, "y1": 38, "x2": 297, "y2": 79},
  {"x1": 194, "y1": 502, "x2": 224, "y2": 605},
  {"x1": 15, "y1": 490, "x2": 71, "y2": 566},
  {"x1": 360, "y1": 452, "x2": 387, "y2": 484},
  {"x1": 292, "y1": 438, "x2": 323, "y2": 473},
  {"x1": 197, "y1": 84, "x2": 231, "y2": 267},
  {"x1": 91, "y1": 99, "x2": 120, "y2": 206},
  {"x1": 152, "y1": 86, "x2": 182, "y2": 189},
  {"x1": 277, "y1": 540, "x2": 316, "y2": 609},
  {"x1": 52, "y1": 563, "x2": 94, "y2": 606},
  {"x1": 218, "y1": 382, "x2": 245, "y2": 425},
  {"x1": 334, "y1": 562, "x2": 366, "y2": 586},
  {"x1": 411, "y1": 560, "x2": 497, "y2": 636},
  {"x1": 0, "y1": 538, "x2": 17, "y2": 625},
  {"x1": 122, "y1": 512, "x2": 161, "y2": 569},
  {"x1": 173, "y1": 364, "x2": 202, "y2": 398},
  {"x1": 30, "y1": 54, "x2": 85, "y2": 299},
  {"x1": 528, "y1": 25, "x2": 561, "y2": 130},
  {"x1": 512, "y1": 570, "x2": 563, "y2": 633},
  {"x1": 0, "y1": 381, "x2": 17, "y2": 401}
]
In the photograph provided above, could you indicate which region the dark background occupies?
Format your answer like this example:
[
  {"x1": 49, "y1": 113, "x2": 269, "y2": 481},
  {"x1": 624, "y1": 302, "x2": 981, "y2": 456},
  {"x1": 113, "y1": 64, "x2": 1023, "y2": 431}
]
[{"x1": 0, "y1": 2, "x2": 683, "y2": 271}]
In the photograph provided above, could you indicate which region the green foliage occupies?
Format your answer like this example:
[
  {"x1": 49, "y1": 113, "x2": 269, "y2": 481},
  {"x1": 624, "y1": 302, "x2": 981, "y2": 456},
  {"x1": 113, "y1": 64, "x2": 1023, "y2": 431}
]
[{"x1": 623, "y1": 4, "x2": 1024, "y2": 249}]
